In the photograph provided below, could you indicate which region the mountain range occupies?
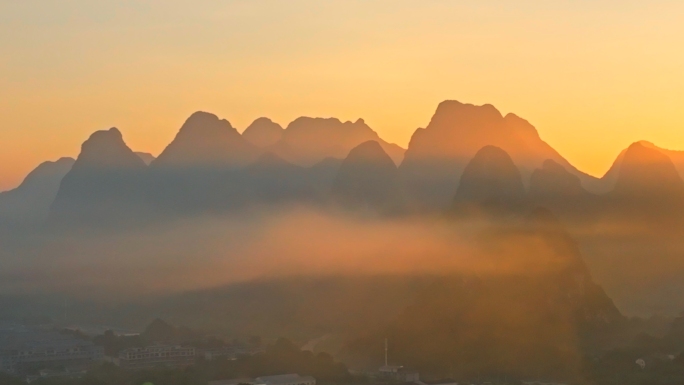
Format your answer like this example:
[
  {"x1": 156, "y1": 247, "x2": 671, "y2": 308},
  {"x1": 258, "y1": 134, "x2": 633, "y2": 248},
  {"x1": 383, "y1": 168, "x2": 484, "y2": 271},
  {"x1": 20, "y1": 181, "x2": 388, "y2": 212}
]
[
  {"x1": 5, "y1": 100, "x2": 684, "y2": 227},
  {"x1": 2, "y1": 100, "x2": 684, "y2": 315}
]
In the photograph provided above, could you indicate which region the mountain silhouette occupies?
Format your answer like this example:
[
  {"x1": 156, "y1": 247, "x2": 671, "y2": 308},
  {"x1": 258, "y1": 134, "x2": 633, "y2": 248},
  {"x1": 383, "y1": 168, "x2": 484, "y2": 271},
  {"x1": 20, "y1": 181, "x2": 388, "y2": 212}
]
[
  {"x1": 242, "y1": 117, "x2": 284, "y2": 148},
  {"x1": 641, "y1": 141, "x2": 684, "y2": 181},
  {"x1": 528, "y1": 159, "x2": 597, "y2": 220},
  {"x1": 0, "y1": 157, "x2": 75, "y2": 225},
  {"x1": 606, "y1": 142, "x2": 684, "y2": 225},
  {"x1": 400, "y1": 101, "x2": 601, "y2": 210},
  {"x1": 271, "y1": 117, "x2": 405, "y2": 167},
  {"x1": 49, "y1": 128, "x2": 147, "y2": 226},
  {"x1": 613, "y1": 142, "x2": 684, "y2": 197},
  {"x1": 153, "y1": 111, "x2": 259, "y2": 168},
  {"x1": 331, "y1": 140, "x2": 403, "y2": 211},
  {"x1": 345, "y1": 209, "x2": 623, "y2": 380},
  {"x1": 242, "y1": 152, "x2": 318, "y2": 204},
  {"x1": 530, "y1": 159, "x2": 586, "y2": 198},
  {"x1": 146, "y1": 112, "x2": 261, "y2": 214},
  {"x1": 452, "y1": 145, "x2": 527, "y2": 216},
  {"x1": 135, "y1": 152, "x2": 156, "y2": 165}
]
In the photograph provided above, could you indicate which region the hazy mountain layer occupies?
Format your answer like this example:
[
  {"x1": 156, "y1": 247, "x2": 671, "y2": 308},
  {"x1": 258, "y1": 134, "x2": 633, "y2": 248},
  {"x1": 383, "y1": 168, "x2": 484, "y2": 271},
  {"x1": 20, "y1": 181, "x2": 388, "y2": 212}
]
[
  {"x1": 271, "y1": 117, "x2": 405, "y2": 167},
  {"x1": 242, "y1": 117, "x2": 284, "y2": 148},
  {"x1": 49, "y1": 128, "x2": 147, "y2": 226},
  {"x1": 399, "y1": 101, "x2": 603, "y2": 210},
  {"x1": 0, "y1": 157, "x2": 74, "y2": 226}
]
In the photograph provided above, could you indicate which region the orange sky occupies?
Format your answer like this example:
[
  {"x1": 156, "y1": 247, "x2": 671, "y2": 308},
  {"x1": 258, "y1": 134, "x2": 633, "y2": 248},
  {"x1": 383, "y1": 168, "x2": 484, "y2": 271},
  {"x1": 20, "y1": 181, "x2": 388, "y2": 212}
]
[{"x1": 1, "y1": 1, "x2": 684, "y2": 191}]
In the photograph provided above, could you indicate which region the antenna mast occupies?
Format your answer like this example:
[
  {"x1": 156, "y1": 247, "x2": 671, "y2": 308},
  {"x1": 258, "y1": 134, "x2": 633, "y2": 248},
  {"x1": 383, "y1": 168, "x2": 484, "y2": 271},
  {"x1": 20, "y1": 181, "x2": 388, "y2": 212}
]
[{"x1": 384, "y1": 338, "x2": 388, "y2": 366}]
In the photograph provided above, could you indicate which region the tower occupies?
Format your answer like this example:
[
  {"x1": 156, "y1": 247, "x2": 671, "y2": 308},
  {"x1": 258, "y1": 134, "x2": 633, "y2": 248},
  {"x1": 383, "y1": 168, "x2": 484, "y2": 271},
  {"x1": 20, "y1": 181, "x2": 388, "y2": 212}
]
[{"x1": 384, "y1": 338, "x2": 388, "y2": 366}]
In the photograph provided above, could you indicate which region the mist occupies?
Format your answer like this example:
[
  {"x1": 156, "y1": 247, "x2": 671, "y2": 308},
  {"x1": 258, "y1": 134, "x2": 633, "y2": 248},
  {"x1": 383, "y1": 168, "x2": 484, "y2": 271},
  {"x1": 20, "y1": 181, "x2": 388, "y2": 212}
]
[{"x1": 0, "y1": 206, "x2": 584, "y2": 300}]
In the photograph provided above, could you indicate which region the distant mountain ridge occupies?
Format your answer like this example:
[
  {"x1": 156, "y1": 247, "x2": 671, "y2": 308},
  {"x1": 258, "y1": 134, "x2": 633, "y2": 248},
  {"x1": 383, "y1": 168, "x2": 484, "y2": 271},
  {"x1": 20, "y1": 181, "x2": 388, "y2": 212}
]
[
  {"x1": 49, "y1": 127, "x2": 148, "y2": 226},
  {"x1": 0, "y1": 157, "x2": 75, "y2": 225},
  {"x1": 331, "y1": 140, "x2": 403, "y2": 211},
  {"x1": 399, "y1": 100, "x2": 603, "y2": 210},
  {"x1": 270, "y1": 117, "x2": 405, "y2": 166},
  {"x1": 242, "y1": 117, "x2": 284, "y2": 148},
  {"x1": 0, "y1": 100, "x2": 678, "y2": 231}
]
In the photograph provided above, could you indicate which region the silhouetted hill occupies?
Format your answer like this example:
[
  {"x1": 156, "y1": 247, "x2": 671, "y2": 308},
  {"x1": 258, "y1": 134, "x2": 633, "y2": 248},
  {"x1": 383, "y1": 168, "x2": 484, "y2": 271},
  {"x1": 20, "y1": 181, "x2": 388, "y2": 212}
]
[
  {"x1": 344, "y1": 210, "x2": 624, "y2": 380},
  {"x1": 243, "y1": 152, "x2": 318, "y2": 204},
  {"x1": 530, "y1": 159, "x2": 585, "y2": 197},
  {"x1": 242, "y1": 117, "x2": 284, "y2": 148},
  {"x1": 135, "y1": 152, "x2": 155, "y2": 165},
  {"x1": 600, "y1": 141, "x2": 684, "y2": 193},
  {"x1": 640, "y1": 141, "x2": 684, "y2": 181},
  {"x1": 529, "y1": 159, "x2": 597, "y2": 220},
  {"x1": 400, "y1": 101, "x2": 601, "y2": 210},
  {"x1": 49, "y1": 128, "x2": 147, "y2": 226},
  {"x1": 607, "y1": 142, "x2": 684, "y2": 225},
  {"x1": 271, "y1": 117, "x2": 404, "y2": 166},
  {"x1": 0, "y1": 157, "x2": 74, "y2": 225},
  {"x1": 147, "y1": 112, "x2": 261, "y2": 214},
  {"x1": 452, "y1": 145, "x2": 527, "y2": 216},
  {"x1": 153, "y1": 111, "x2": 259, "y2": 168},
  {"x1": 331, "y1": 140, "x2": 403, "y2": 211}
]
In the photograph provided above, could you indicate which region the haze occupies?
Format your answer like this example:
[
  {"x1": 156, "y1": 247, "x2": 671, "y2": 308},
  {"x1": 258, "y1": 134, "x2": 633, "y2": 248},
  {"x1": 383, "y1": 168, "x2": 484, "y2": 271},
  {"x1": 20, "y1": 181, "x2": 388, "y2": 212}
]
[{"x1": 2, "y1": 1, "x2": 684, "y2": 190}]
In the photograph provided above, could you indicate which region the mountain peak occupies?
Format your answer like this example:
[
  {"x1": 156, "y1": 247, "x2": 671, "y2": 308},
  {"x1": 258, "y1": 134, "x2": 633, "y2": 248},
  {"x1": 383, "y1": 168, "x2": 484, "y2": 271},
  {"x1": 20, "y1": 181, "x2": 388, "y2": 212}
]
[
  {"x1": 429, "y1": 100, "x2": 504, "y2": 132},
  {"x1": 49, "y1": 128, "x2": 146, "y2": 226},
  {"x1": 400, "y1": 100, "x2": 597, "y2": 210},
  {"x1": 153, "y1": 111, "x2": 257, "y2": 168},
  {"x1": 242, "y1": 117, "x2": 284, "y2": 148},
  {"x1": 614, "y1": 142, "x2": 684, "y2": 196},
  {"x1": 177, "y1": 111, "x2": 236, "y2": 138},
  {"x1": 453, "y1": 145, "x2": 526, "y2": 214},
  {"x1": 529, "y1": 159, "x2": 585, "y2": 197},
  {"x1": 344, "y1": 140, "x2": 395, "y2": 165},
  {"x1": 272, "y1": 116, "x2": 405, "y2": 166},
  {"x1": 331, "y1": 140, "x2": 402, "y2": 210},
  {"x1": 76, "y1": 127, "x2": 145, "y2": 169}
]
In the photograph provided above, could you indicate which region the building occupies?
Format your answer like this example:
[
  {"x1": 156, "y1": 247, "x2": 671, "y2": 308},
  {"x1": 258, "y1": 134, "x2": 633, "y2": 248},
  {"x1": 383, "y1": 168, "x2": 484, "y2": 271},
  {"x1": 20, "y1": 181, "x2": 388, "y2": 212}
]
[
  {"x1": 0, "y1": 325, "x2": 103, "y2": 376},
  {"x1": 256, "y1": 373, "x2": 316, "y2": 385},
  {"x1": 416, "y1": 379, "x2": 458, "y2": 385},
  {"x1": 209, "y1": 373, "x2": 316, "y2": 385},
  {"x1": 521, "y1": 382, "x2": 568, "y2": 385},
  {"x1": 199, "y1": 346, "x2": 239, "y2": 361},
  {"x1": 26, "y1": 368, "x2": 87, "y2": 383},
  {"x1": 118, "y1": 345, "x2": 195, "y2": 370},
  {"x1": 378, "y1": 365, "x2": 420, "y2": 382},
  {"x1": 377, "y1": 339, "x2": 419, "y2": 382}
]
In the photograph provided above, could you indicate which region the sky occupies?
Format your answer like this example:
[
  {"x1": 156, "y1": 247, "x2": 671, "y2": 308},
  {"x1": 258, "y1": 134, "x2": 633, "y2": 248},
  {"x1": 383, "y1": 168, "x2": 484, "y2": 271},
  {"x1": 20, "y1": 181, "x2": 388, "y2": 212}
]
[{"x1": 1, "y1": 0, "x2": 684, "y2": 191}]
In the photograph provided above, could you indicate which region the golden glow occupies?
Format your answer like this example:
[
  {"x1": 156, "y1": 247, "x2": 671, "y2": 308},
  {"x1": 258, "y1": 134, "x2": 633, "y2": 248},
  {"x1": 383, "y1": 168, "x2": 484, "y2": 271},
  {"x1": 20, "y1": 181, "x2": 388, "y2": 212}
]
[{"x1": 1, "y1": 1, "x2": 684, "y2": 190}]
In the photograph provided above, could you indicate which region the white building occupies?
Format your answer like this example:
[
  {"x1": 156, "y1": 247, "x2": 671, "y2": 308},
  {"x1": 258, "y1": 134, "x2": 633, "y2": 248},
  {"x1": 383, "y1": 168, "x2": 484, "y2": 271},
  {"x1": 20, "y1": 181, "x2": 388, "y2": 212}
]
[
  {"x1": 256, "y1": 374, "x2": 316, "y2": 385},
  {"x1": 119, "y1": 345, "x2": 195, "y2": 370},
  {"x1": 0, "y1": 326, "x2": 103, "y2": 376},
  {"x1": 209, "y1": 373, "x2": 316, "y2": 385}
]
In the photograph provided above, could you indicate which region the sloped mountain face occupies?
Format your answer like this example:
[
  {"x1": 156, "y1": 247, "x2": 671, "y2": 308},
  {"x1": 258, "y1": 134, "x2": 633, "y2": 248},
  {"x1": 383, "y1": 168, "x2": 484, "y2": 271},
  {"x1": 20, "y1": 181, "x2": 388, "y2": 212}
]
[
  {"x1": 599, "y1": 141, "x2": 684, "y2": 193},
  {"x1": 147, "y1": 112, "x2": 261, "y2": 214},
  {"x1": 640, "y1": 141, "x2": 684, "y2": 181},
  {"x1": 153, "y1": 111, "x2": 259, "y2": 169},
  {"x1": 272, "y1": 117, "x2": 405, "y2": 167},
  {"x1": 606, "y1": 142, "x2": 684, "y2": 225},
  {"x1": 530, "y1": 159, "x2": 585, "y2": 198},
  {"x1": 242, "y1": 117, "x2": 284, "y2": 148},
  {"x1": 331, "y1": 141, "x2": 403, "y2": 211},
  {"x1": 135, "y1": 152, "x2": 156, "y2": 165},
  {"x1": 0, "y1": 157, "x2": 74, "y2": 224},
  {"x1": 344, "y1": 210, "x2": 623, "y2": 380},
  {"x1": 528, "y1": 159, "x2": 597, "y2": 220},
  {"x1": 452, "y1": 145, "x2": 526, "y2": 215},
  {"x1": 400, "y1": 101, "x2": 600, "y2": 210},
  {"x1": 49, "y1": 128, "x2": 147, "y2": 226},
  {"x1": 613, "y1": 142, "x2": 684, "y2": 197},
  {"x1": 243, "y1": 152, "x2": 318, "y2": 204}
]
